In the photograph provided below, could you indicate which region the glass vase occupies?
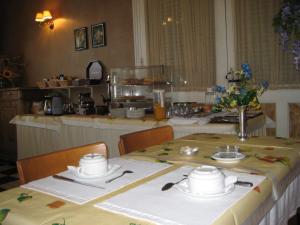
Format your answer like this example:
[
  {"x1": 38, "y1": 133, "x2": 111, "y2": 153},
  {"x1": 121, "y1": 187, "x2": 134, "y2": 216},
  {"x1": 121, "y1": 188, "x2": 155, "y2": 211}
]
[{"x1": 238, "y1": 105, "x2": 248, "y2": 141}]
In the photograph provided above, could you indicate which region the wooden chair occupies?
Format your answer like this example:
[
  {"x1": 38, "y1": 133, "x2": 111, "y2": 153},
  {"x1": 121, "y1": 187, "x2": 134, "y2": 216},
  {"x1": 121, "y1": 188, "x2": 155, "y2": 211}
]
[
  {"x1": 118, "y1": 125, "x2": 174, "y2": 155},
  {"x1": 17, "y1": 142, "x2": 108, "y2": 184}
]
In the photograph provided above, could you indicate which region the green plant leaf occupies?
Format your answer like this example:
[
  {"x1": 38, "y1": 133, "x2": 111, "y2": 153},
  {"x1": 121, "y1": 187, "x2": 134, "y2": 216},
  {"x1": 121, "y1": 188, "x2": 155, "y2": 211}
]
[
  {"x1": 0, "y1": 208, "x2": 10, "y2": 224},
  {"x1": 17, "y1": 193, "x2": 32, "y2": 202},
  {"x1": 158, "y1": 152, "x2": 169, "y2": 156}
]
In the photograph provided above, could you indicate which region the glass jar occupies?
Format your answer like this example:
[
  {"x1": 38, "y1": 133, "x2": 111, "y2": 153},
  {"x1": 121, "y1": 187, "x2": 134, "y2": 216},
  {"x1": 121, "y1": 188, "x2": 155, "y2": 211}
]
[{"x1": 203, "y1": 87, "x2": 216, "y2": 112}]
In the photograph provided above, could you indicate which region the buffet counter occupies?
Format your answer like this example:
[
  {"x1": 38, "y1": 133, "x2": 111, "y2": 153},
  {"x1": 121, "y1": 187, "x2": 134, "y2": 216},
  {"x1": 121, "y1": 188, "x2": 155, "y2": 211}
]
[{"x1": 11, "y1": 114, "x2": 266, "y2": 159}]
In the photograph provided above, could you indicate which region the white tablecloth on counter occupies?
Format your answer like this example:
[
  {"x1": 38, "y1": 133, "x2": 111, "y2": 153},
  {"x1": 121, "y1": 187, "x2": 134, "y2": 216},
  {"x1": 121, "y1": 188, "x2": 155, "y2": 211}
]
[{"x1": 11, "y1": 114, "x2": 266, "y2": 159}]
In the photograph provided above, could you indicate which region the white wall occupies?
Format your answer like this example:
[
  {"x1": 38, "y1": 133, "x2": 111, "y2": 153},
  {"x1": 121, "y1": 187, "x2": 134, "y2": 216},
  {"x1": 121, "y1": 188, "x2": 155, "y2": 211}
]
[{"x1": 132, "y1": 0, "x2": 300, "y2": 138}]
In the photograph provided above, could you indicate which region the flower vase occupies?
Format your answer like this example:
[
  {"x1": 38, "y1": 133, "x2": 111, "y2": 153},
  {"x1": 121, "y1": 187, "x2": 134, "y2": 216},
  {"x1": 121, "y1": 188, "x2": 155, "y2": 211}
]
[{"x1": 238, "y1": 105, "x2": 248, "y2": 141}]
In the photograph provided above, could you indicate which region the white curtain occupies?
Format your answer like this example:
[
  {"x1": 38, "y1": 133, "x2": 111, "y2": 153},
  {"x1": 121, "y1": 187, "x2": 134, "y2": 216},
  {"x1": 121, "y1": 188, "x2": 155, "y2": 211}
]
[
  {"x1": 145, "y1": 0, "x2": 216, "y2": 91},
  {"x1": 234, "y1": 0, "x2": 300, "y2": 88}
]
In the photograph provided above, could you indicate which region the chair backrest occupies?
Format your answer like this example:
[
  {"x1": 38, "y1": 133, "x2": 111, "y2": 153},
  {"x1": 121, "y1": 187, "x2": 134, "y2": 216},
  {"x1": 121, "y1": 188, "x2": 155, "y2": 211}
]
[
  {"x1": 17, "y1": 142, "x2": 108, "y2": 184},
  {"x1": 118, "y1": 125, "x2": 174, "y2": 155}
]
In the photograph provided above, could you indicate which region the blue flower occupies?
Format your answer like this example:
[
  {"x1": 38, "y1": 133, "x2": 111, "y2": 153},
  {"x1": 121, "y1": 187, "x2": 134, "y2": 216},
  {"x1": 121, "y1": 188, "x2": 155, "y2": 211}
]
[
  {"x1": 215, "y1": 96, "x2": 221, "y2": 104},
  {"x1": 261, "y1": 80, "x2": 269, "y2": 89},
  {"x1": 241, "y1": 63, "x2": 250, "y2": 71},
  {"x1": 214, "y1": 85, "x2": 226, "y2": 93},
  {"x1": 244, "y1": 72, "x2": 252, "y2": 79},
  {"x1": 241, "y1": 63, "x2": 252, "y2": 79},
  {"x1": 281, "y1": 4, "x2": 291, "y2": 20}
]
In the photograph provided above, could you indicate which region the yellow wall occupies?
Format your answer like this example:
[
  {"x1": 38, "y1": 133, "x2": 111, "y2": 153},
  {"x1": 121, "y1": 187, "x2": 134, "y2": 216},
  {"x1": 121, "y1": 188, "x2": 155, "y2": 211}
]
[{"x1": 0, "y1": 0, "x2": 134, "y2": 86}]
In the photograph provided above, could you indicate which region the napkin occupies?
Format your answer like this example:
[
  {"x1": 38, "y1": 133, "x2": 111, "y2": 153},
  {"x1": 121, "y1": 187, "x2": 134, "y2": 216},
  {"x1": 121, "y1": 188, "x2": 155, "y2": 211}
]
[
  {"x1": 21, "y1": 158, "x2": 172, "y2": 205},
  {"x1": 95, "y1": 166, "x2": 266, "y2": 225}
]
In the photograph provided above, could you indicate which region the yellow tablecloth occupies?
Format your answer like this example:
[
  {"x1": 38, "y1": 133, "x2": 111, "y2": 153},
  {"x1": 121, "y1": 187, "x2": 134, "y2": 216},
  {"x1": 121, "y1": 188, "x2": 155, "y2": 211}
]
[{"x1": 1, "y1": 134, "x2": 299, "y2": 225}]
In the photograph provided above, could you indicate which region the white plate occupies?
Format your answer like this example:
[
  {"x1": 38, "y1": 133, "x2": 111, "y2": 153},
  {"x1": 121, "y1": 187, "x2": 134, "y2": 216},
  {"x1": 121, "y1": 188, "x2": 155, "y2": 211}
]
[
  {"x1": 211, "y1": 152, "x2": 245, "y2": 163},
  {"x1": 175, "y1": 180, "x2": 234, "y2": 198},
  {"x1": 68, "y1": 164, "x2": 121, "y2": 180}
]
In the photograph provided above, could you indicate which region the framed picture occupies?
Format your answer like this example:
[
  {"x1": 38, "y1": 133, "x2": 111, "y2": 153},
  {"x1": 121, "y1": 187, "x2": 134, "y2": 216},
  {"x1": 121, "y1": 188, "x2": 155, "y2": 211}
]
[
  {"x1": 74, "y1": 27, "x2": 88, "y2": 51},
  {"x1": 91, "y1": 23, "x2": 106, "y2": 48}
]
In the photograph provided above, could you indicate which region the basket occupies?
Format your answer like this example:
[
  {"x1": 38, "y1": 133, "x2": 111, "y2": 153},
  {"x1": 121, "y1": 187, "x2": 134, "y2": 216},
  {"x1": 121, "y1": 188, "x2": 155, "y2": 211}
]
[
  {"x1": 47, "y1": 80, "x2": 58, "y2": 87},
  {"x1": 58, "y1": 80, "x2": 72, "y2": 87},
  {"x1": 36, "y1": 81, "x2": 48, "y2": 89}
]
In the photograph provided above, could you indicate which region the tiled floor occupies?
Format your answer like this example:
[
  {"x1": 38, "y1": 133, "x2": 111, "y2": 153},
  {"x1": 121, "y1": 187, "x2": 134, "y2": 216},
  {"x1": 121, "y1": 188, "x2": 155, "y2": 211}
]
[{"x1": 0, "y1": 159, "x2": 19, "y2": 192}]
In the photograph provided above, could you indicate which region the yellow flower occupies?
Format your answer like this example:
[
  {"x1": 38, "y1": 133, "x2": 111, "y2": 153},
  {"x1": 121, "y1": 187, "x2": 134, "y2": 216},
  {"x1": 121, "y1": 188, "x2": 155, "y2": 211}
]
[
  {"x1": 249, "y1": 97, "x2": 261, "y2": 110},
  {"x1": 257, "y1": 87, "x2": 264, "y2": 96},
  {"x1": 249, "y1": 98, "x2": 257, "y2": 107},
  {"x1": 230, "y1": 100, "x2": 237, "y2": 108},
  {"x1": 227, "y1": 85, "x2": 235, "y2": 94}
]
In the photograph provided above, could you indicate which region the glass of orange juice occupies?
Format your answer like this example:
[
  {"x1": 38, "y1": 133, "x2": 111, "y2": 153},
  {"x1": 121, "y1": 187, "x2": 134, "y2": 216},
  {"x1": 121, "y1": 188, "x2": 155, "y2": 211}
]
[{"x1": 153, "y1": 89, "x2": 166, "y2": 121}]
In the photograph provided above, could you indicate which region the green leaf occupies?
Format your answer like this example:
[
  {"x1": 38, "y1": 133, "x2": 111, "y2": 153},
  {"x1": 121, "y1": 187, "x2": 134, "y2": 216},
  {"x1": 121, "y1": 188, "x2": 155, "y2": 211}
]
[
  {"x1": 155, "y1": 159, "x2": 173, "y2": 164},
  {"x1": 158, "y1": 152, "x2": 168, "y2": 156},
  {"x1": 17, "y1": 193, "x2": 32, "y2": 202},
  {"x1": 52, "y1": 218, "x2": 65, "y2": 225},
  {"x1": 0, "y1": 209, "x2": 10, "y2": 224}
]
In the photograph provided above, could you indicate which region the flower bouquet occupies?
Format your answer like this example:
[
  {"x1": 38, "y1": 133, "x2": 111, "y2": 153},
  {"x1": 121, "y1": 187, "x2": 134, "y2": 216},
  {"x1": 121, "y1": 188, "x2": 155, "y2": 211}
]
[{"x1": 213, "y1": 64, "x2": 269, "y2": 112}]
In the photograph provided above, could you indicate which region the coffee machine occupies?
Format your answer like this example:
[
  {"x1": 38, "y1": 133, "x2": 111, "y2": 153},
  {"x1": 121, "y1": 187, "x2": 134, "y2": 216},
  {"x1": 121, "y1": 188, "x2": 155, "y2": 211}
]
[{"x1": 77, "y1": 93, "x2": 95, "y2": 115}]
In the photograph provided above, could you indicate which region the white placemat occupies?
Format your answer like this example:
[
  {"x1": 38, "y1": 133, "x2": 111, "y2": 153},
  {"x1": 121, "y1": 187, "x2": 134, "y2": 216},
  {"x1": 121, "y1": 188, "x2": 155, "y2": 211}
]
[
  {"x1": 95, "y1": 166, "x2": 266, "y2": 225},
  {"x1": 21, "y1": 158, "x2": 172, "y2": 205}
]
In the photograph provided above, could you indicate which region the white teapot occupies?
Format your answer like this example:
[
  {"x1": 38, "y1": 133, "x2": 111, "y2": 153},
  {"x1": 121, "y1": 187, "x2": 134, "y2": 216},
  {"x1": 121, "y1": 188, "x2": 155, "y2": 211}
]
[
  {"x1": 76, "y1": 153, "x2": 107, "y2": 177},
  {"x1": 188, "y1": 165, "x2": 237, "y2": 195}
]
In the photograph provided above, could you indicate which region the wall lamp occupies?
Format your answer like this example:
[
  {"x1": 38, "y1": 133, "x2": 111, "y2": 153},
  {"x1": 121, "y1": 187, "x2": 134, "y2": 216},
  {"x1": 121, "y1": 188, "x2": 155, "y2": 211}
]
[{"x1": 35, "y1": 10, "x2": 54, "y2": 29}]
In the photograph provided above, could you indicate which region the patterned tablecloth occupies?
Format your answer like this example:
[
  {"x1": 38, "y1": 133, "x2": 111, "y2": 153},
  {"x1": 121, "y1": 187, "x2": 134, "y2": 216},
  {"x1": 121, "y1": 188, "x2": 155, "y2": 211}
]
[{"x1": 0, "y1": 134, "x2": 299, "y2": 225}]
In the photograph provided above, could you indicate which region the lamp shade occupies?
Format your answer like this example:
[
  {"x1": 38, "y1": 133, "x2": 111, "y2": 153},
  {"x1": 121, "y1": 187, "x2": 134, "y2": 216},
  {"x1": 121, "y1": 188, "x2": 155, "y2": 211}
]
[
  {"x1": 35, "y1": 12, "x2": 44, "y2": 22},
  {"x1": 43, "y1": 10, "x2": 52, "y2": 20}
]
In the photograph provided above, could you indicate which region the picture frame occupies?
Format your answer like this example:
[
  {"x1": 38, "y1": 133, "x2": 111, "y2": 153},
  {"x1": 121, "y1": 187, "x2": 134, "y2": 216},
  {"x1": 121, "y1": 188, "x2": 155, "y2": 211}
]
[
  {"x1": 91, "y1": 23, "x2": 106, "y2": 48},
  {"x1": 74, "y1": 27, "x2": 88, "y2": 51}
]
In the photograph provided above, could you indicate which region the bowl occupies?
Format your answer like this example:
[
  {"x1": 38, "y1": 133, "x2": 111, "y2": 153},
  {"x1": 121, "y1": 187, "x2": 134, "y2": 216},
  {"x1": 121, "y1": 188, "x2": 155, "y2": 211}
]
[{"x1": 126, "y1": 107, "x2": 145, "y2": 119}]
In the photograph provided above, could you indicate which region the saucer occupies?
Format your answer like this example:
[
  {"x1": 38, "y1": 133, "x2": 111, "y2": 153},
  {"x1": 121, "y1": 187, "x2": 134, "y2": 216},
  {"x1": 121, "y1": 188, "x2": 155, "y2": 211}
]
[
  {"x1": 67, "y1": 164, "x2": 121, "y2": 179},
  {"x1": 211, "y1": 152, "x2": 245, "y2": 163},
  {"x1": 175, "y1": 180, "x2": 234, "y2": 198}
]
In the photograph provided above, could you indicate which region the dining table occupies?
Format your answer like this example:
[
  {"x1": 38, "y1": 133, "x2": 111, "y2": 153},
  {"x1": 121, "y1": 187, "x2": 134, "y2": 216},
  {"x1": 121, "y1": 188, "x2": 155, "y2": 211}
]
[{"x1": 0, "y1": 133, "x2": 300, "y2": 225}]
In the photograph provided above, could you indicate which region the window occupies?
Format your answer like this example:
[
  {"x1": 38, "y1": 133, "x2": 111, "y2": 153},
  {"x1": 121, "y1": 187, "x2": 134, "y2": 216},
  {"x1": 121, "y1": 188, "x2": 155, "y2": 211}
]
[
  {"x1": 234, "y1": 0, "x2": 300, "y2": 88},
  {"x1": 145, "y1": 0, "x2": 216, "y2": 91}
]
